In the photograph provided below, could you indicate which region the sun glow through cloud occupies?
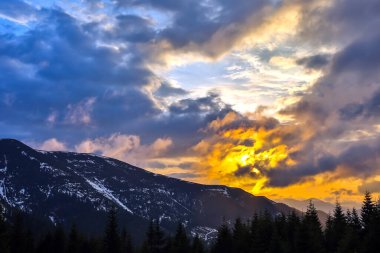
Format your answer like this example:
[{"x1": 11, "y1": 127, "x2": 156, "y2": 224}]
[{"x1": 2, "y1": 0, "x2": 380, "y2": 208}]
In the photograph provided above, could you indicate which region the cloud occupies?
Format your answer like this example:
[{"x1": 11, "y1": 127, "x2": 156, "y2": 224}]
[
  {"x1": 75, "y1": 133, "x2": 173, "y2": 167},
  {"x1": 38, "y1": 138, "x2": 67, "y2": 151},
  {"x1": 0, "y1": 0, "x2": 37, "y2": 24},
  {"x1": 296, "y1": 54, "x2": 330, "y2": 70},
  {"x1": 111, "y1": 14, "x2": 156, "y2": 43},
  {"x1": 1, "y1": 0, "x2": 380, "y2": 205},
  {"x1": 270, "y1": 21, "x2": 380, "y2": 186},
  {"x1": 115, "y1": 0, "x2": 278, "y2": 58},
  {"x1": 65, "y1": 97, "x2": 96, "y2": 125},
  {"x1": 167, "y1": 172, "x2": 199, "y2": 179},
  {"x1": 298, "y1": 0, "x2": 380, "y2": 46},
  {"x1": 266, "y1": 141, "x2": 380, "y2": 187},
  {"x1": 358, "y1": 181, "x2": 380, "y2": 194},
  {"x1": 155, "y1": 82, "x2": 189, "y2": 97}
]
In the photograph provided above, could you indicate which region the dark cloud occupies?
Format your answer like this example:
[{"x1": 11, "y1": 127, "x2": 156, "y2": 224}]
[
  {"x1": 111, "y1": 14, "x2": 156, "y2": 43},
  {"x1": 267, "y1": 141, "x2": 380, "y2": 187},
  {"x1": 177, "y1": 162, "x2": 194, "y2": 170},
  {"x1": 0, "y1": 8, "x2": 164, "y2": 144},
  {"x1": 299, "y1": 0, "x2": 380, "y2": 45},
  {"x1": 168, "y1": 92, "x2": 229, "y2": 115},
  {"x1": 147, "y1": 161, "x2": 167, "y2": 169},
  {"x1": 331, "y1": 32, "x2": 380, "y2": 75},
  {"x1": 1, "y1": 1, "x2": 247, "y2": 150},
  {"x1": 133, "y1": 93, "x2": 234, "y2": 154},
  {"x1": 115, "y1": 0, "x2": 273, "y2": 57},
  {"x1": 0, "y1": 0, "x2": 36, "y2": 21},
  {"x1": 339, "y1": 89, "x2": 380, "y2": 120},
  {"x1": 358, "y1": 181, "x2": 380, "y2": 194},
  {"x1": 155, "y1": 82, "x2": 189, "y2": 97},
  {"x1": 296, "y1": 54, "x2": 330, "y2": 70},
  {"x1": 339, "y1": 103, "x2": 364, "y2": 120},
  {"x1": 331, "y1": 188, "x2": 354, "y2": 196},
  {"x1": 272, "y1": 0, "x2": 380, "y2": 188},
  {"x1": 167, "y1": 172, "x2": 199, "y2": 179},
  {"x1": 234, "y1": 165, "x2": 260, "y2": 178}
]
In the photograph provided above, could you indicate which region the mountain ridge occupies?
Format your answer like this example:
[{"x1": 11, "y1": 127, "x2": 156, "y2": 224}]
[{"x1": 0, "y1": 138, "x2": 298, "y2": 241}]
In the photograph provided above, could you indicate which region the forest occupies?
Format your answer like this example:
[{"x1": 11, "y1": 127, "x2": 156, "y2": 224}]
[{"x1": 0, "y1": 192, "x2": 380, "y2": 253}]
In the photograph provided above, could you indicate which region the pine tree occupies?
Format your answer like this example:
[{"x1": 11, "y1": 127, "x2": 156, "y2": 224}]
[
  {"x1": 324, "y1": 214, "x2": 334, "y2": 252},
  {"x1": 211, "y1": 222, "x2": 233, "y2": 253},
  {"x1": 9, "y1": 212, "x2": 27, "y2": 253},
  {"x1": 249, "y1": 213, "x2": 259, "y2": 251},
  {"x1": 142, "y1": 219, "x2": 166, "y2": 253},
  {"x1": 361, "y1": 191, "x2": 374, "y2": 233},
  {"x1": 350, "y1": 208, "x2": 361, "y2": 232},
  {"x1": 36, "y1": 232, "x2": 54, "y2": 253},
  {"x1": 268, "y1": 226, "x2": 284, "y2": 253},
  {"x1": 25, "y1": 229, "x2": 34, "y2": 253},
  {"x1": 254, "y1": 210, "x2": 273, "y2": 253},
  {"x1": 298, "y1": 201, "x2": 324, "y2": 253},
  {"x1": 121, "y1": 228, "x2": 133, "y2": 253},
  {"x1": 337, "y1": 208, "x2": 360, "y2": 253},
  {"x1": 103, "y1": 207, "x2": 121, "y2": 253},
  {"x1": 53, "y1": 225, "x2": 66, "y2": 253},
  {"x1": 286, "y1": 210, "x2": 300, "y2": 253},
  {"x1": 328, "y1": 202, "x2": 347, "y2": 252},
  {"x1": 67, "y1": 224, "x2": 80, "y2": 253},
  {"x1": 0, "y1": 204, "x2": 9, "y2": 253},
  {"x1": 232, "y1": 218, "x2": 250, "y2": 253},
  {"x1": 360, "y1": 192, "x2": 379, "y2": 253},
  {"x1": 171, "y1": 223, "x2": 189, "y2": 253},
  {"x1": 191, "y1": 235, "x2": 204, "y2": 253}
]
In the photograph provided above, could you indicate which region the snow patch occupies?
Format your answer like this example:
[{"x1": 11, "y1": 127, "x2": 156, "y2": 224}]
[
  {"x1": 85, "y1": 177, "x2": 133, "y2": 214},
  {"x1": 49, "y1": 215, "x2": 56, "y2": 225},
  {"x1": 191, "y1": 226, "x2": 218, "y2": 241},
  {"x1": 0, "y1": 155, "x2": 9, "y2": 205},
  {"x1": 208, "y1": 188, "x2": 230, "y2": 197},
  {"x1": 0, "y1": 155, "x2": 7, "y2": 173}
]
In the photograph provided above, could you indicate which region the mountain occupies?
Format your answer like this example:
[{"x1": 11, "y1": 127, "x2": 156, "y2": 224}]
[
  {"x1": 279, "y1": 198, "x2": 339, "y2": 227},
  {"x1": 279, "y1": 198, "x2": 352, "y2": 214},
  {"x1": 0, "y1": 139, "x2": 297, "y2": 241}
]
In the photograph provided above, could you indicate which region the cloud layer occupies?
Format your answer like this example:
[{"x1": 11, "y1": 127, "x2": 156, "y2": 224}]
[{"x1": 1, "y1": 0, "x2": 380, "y2": 204}]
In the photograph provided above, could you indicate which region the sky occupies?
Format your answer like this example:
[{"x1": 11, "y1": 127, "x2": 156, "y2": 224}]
[{"x1": 1, "y1": 0, "x2": 380, "y2": 207}]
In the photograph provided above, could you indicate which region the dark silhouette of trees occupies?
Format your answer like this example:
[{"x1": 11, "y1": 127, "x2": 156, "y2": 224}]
[
  {"x1": 1, "y1": 192, "x2": 380, "y2": 253},
  {"x1": 67, "y1": 224, "x2": 80, "y2": 253},
  {"x1": 170, "y1": 223, "x2": 189, "y2": 253},
  {"x1": 298, "y1": 201, "x2": 324, "y2": 253},
  {"x1": 120, "y1": 228, "x2": 133, "y2": 253},
  {"x1": 191, "y1": 235, "x2": 205, "y2": 253},
  {"x1": 0, "y1": 203, "x2": 9, "y2": 253},
  {"x1": 104, "y1": 207, "x2": 121, "y2": 253},
  {"x1": 9, "y1": 212, "x2": 28, "y2": 253},
  {"x1": 325, "y1": 202, "x2": 347, "y2": 252},
  {"x1": 141, "y1": 219, "x2": 166, "y2": 253},
  {"x1": 211, "y1": 222, "x2": 233, "y2": 253},
  {"x1": 231, "y1": 218, "x2": 250, "y2": 253},
  {"x1": 360, "y1": 192, "x2": 380, "y2": 253}
]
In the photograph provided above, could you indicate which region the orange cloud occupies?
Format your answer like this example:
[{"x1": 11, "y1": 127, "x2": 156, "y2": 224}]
[{"x1": 188, "y1": 112, "x2": 370, "y2": 206}]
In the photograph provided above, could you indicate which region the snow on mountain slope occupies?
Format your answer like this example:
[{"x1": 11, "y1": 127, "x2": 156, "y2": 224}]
[{"x1": 0, "y1": 139, "x2": 297, "y2": 240}]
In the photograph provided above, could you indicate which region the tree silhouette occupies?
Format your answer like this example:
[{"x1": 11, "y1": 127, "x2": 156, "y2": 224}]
[
  {"x1": 0, "y1": 204, "x2": 9, "y2": 253},
  {"x1": 103, "y1": 207, "x2": 121, "y2": 253},
  {"x1": 171, "y1": 223, "x2": 189, "y2": 253},
  {"x1": 298, "y1": 201, "x2": 324, "y2": 253},
  {"x1": 211, "y1": 221, "x2": 232, "y2": 253},
  {"x1": 121, "y1": 227, "x2": 133, "y2": 253},
  {"x1": 142, "y1": 219, "x2": 166, "y2": 253},
  {"x1": 191, "y1": 235, "x2": 204, "y2": 253}
]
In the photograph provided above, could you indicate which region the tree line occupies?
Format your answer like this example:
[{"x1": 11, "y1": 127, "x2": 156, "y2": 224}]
[{"x1": 0, "y1": 192, "x2": 380, "y2": 253}]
